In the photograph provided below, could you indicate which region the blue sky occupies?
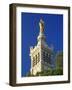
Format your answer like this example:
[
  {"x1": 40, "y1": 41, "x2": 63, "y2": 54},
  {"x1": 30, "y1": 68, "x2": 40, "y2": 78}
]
[{"x1": 21, "y1": 12, "x2": 63, "y2": 77}]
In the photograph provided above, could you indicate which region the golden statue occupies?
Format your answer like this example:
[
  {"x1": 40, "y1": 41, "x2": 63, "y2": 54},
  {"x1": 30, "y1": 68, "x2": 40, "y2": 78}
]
[{"x1": 39, "y1": 19, "x2": 44, "y2": 33}]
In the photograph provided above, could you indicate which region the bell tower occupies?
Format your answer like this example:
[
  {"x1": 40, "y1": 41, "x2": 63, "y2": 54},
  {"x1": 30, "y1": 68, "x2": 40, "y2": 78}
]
[{"x1": 30, "y1": 19, "x2": 53, "y2": 75}]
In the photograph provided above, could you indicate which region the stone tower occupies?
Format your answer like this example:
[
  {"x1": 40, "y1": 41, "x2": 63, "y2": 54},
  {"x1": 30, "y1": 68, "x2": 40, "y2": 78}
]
[{"x1": 30, "y1": 19, "x2": 53, "y2": 75}]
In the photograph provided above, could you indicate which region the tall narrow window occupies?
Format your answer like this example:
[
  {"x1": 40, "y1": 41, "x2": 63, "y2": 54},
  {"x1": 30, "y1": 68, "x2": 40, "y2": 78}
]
[
  {"x1": 43, "y1": 52, "x2": 45, "y2": 62},
  {"x1": 33, "y1": 57, "x2": 35, "y2": 67},
  {"x1": 36, "y1": 55, "x2": 37, "y2": 65},
  {"x1": 38, "y1": 53, "x2": 40, "y2": 63}
]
